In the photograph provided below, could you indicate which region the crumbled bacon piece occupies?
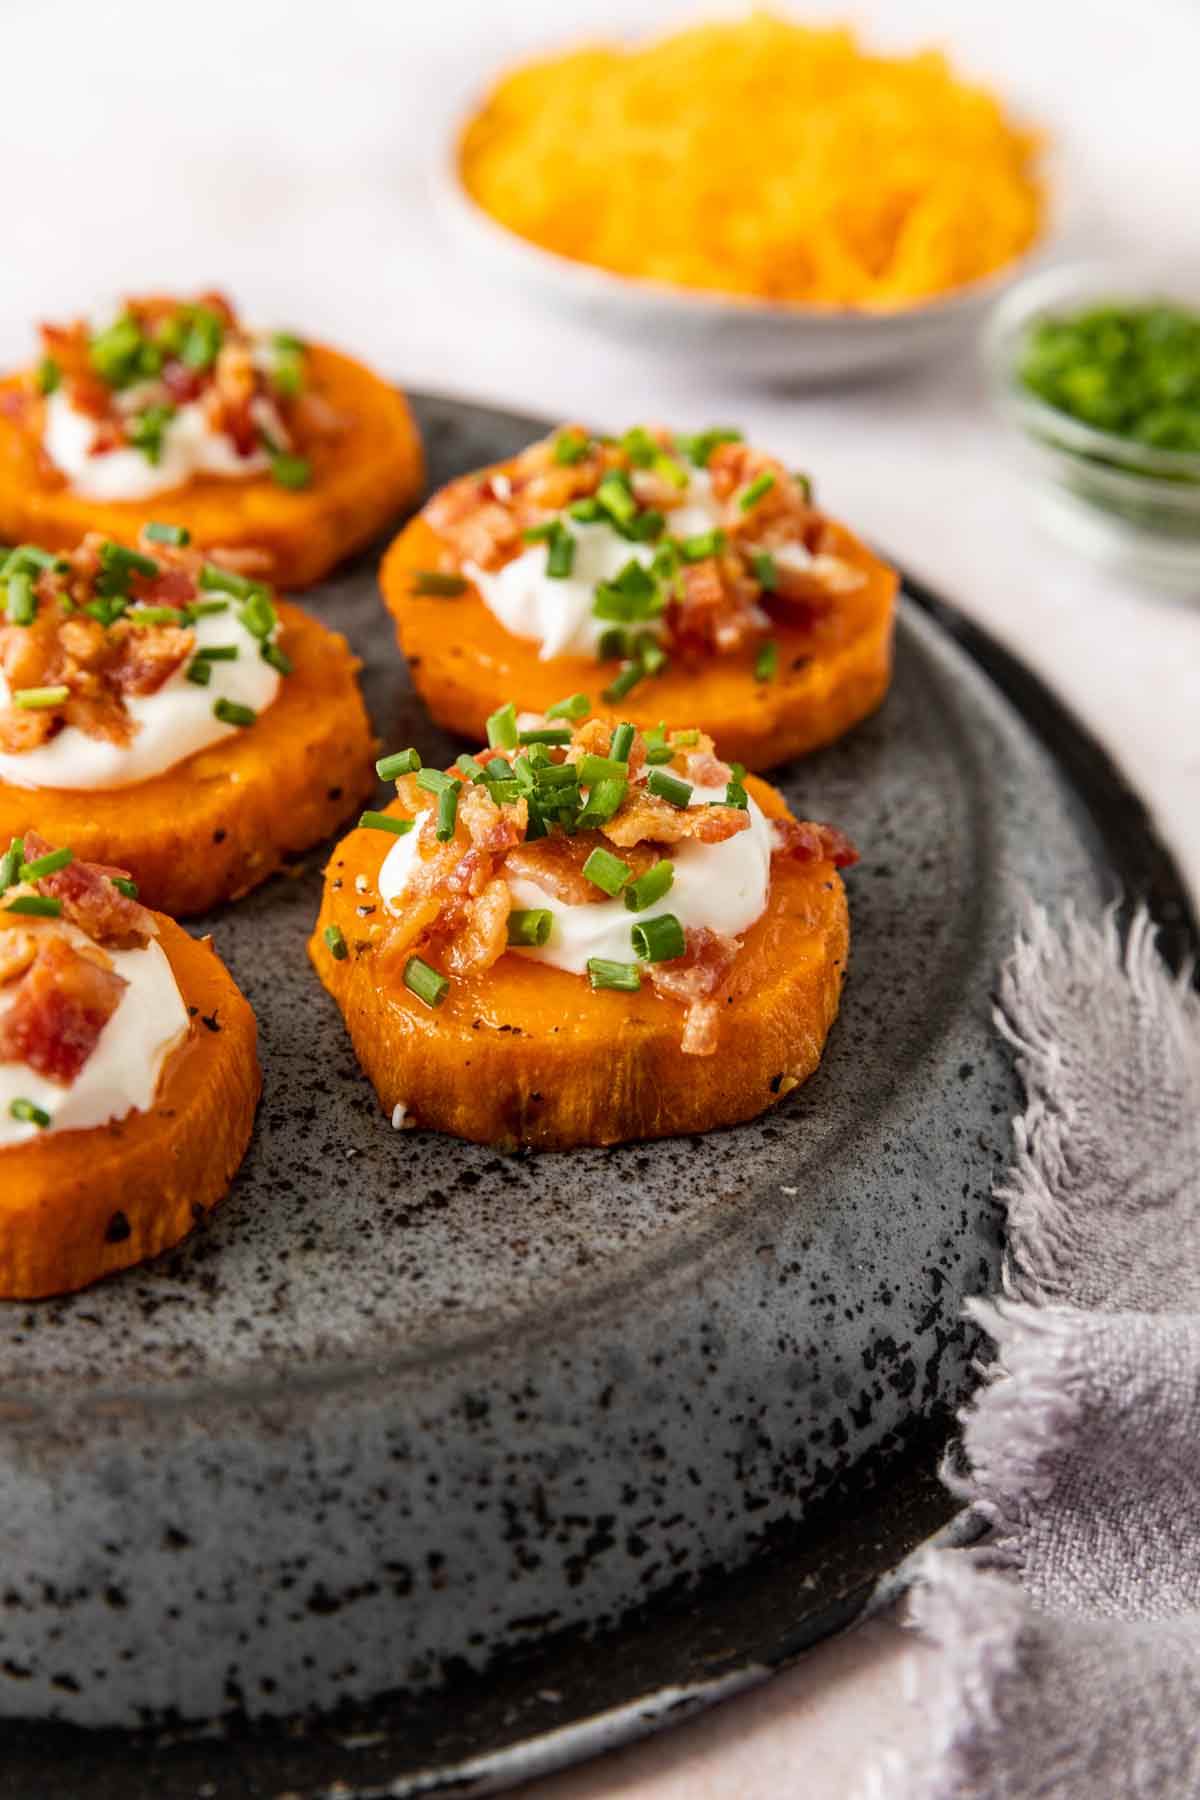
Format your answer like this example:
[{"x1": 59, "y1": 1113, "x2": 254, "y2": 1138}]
[
  {"x1": 602, "y1": 790, "x2": 749, "y2": 849},
  {"x1": 20, "y1": 832, "x2": 157, "y2": 949},
  {"x1": 107, "y1": 622, "x2": 195, "y2": 696},
  {"x1": 444, "y1": 877, "x2": 511, "y2": 976},
  {"x1": 0, "y1": 929, "x2": 38, "y2": 986},
  {"x1": 646, "y1": 927, "x2": 743, "y2": 1057},
  {"x1": 667, "y1": 555, "x2": 766, "y2": 656},
  {"x1": 0, "y1": 932, "x2": 127, "y2": 1084},
  {"x1": 771, "y1": 819, "x2": 859, "y2": 869},
  {"x1": 506, "y1": 834, "x2": 659, "y2": 904}
]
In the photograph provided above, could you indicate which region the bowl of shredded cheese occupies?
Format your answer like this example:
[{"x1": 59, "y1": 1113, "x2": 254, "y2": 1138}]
[{"x1": 445, "y1": 15, "x2": 1051, "y2": 381}]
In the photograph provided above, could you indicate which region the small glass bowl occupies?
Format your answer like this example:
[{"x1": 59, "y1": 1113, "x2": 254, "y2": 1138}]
[{"x1": 983, "y1": 259, "x2": 1200, "y2": 592}]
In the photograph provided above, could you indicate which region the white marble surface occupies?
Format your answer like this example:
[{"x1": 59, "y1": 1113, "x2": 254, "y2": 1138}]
[{"x1": 3, "y1": 0, "x2": 1197, "y2": 1790}]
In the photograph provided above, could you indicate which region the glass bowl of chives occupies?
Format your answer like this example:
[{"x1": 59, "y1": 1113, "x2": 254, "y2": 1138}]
[{"x1": 984, "y1": 258, "x2": 1200, "y2": 591}]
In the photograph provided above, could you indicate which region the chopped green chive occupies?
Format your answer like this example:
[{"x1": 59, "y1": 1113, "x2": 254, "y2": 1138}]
[
  {"x1": 755, "y1": 639, "x2": 779, "y2": 682},
  {"x1": 272, "y1": 330, "x2": 306, "y2": 353},
  {"x1": 724, "y1": 780, "x2": 750, "y2": 810},
  {"x1": 533, "y1": 762, "x2": 578, "y2": 792},
  {"x1": 404, "y1": 955, "x2": 449, "y2": 1008},
  {"x1": 261, "y1": 641, "x2": 293, "y2": 675},
  {"x1": 270, "y1": 348, "x2": 305, "y2": 399},
  {"x1": 185, "y1": 659, "x2": 212, "y2": 686},
  {"x1": 0, "y1": 838, "x2": 22, "y2": 889},
  {"x1": 1, "y1": 545, "x2": 59, "y2": 575},
  {"x1": 554, "y1": 429, "x2": 591, "y2": 465},
  {"x1": 198, "y1": 563, "x2": 261, "y2": 599},
  {"x1": 35, "y1": 357, "x2": 61, "y2": 396},
  {"x1": 126, "y1": 605, "x2": 183, "y2": 626},
  {"x1": 644, "y1": 742, "x2": 675, "y2": 765},
  {"x1": 575, "y1": 776, "x2": 627, "y2": 828},
  {"x1": 609, "y1": 721, "x2": 635, "y2": 763},
  {"x1": 620, "y1": 506, "x2": 665, "y2": 544},
  {"x1": 671, "y1": 728, "x2": 700, "y2": 746},
  {"x1": 676, "y1": 426, "x2": 743, "y2": 468},
  {"x1": 631, "y1": 913, "x2": 686, "y2": 962},
  {"x1": 376, "y1": 748, "x2": 421, "y2": 779},
  {"x1": 678, "y1": 528, "x2": 726, "y2": 562},
  {"x1": 410, "y1": 569, "x2": 468, "y2": 597},
  {"x1": 5, "y1": 895, "x2": 62, "y2": 918},
  {"x1": 545, "y1": 691, "x2": 590, "y2": 722},
  {"x1": 592, "y1": 557, "x2": 660, "y2": 623},
  {"x1": 13, "y1": 685, "x2": 68, "y2": 710},
  {"x1": 483, "y1": 755, "x2": 513, "y2": 781},
  {"x1": 752, "y1": 550, "x2": 779, "y2": 592},
  {"x1": 638, "y1": 636, "x2": 669, "y2": 675},
  {"x1": 484, "y1": 778, "x2": 521, "y2": 805},
  {"x1": 578, "y1": 754, "x2": 629, "y2": 786},
  {"x1": 213, "y1": 697, "x2": 257, "y2": 728},
  {"x1": 597, "y1": 626, "x2": 629, "y2": 661},
  {"x1": 416, "y1": 767, "x2": 456, "y2": 797},
  {"x1": 647, "y1": 769, "x2": 693, "y2": 808},
  {"x1": 569, "y1": 497, "x2": 604, "y2": 524},
  {"x1": 518, "y1": 725, "x2": 571, "y2": 747},
  {"x1": 456, "y1": 753, "x2": 486, "y2": 782},
  {"x1": 9, "y1": 1098, "x2": 51, "y2": 1129},
  {"x1": 144, "y1": 521, "x2": 190, "y2": 546},
  {"x1": 730, "y1": 761, "x2": 747, "y2": 781},
  {"x1": 624, "y1": 859, "x2": 675, "y2": 912},
  {"x1": 98, "y1": 542, "x2": 158, "y2": 593},
  {"x1": 89, "y1": 314, "x2": 143, "y2": 388},
  {"x1": 127, "y1": 403, "x2": 176, "y2": 466},
  {"x1": 595, "y1": 471, "x2": 638, "y2": 528},
  {"x1": 507, "y1": 908, "x2": 553, "y2": 947},
  {"x1": 323, "y1": 923, "x2": 348, "y2": 960},
  {"x1": 84, "y1": 597, "x2": 128, "y2": 628},
  {"x1": 19, "y1": 847, "x2": 71, "y2": 881},
  {"x1": 582, "y1": 846, "x2": 631, "y2": 897},
  {"x1": 269, "y1": 451, "x2": 311, "y2": 490},
  {"x1": 238, "y1": 591, "x2": 277, "y2": 639},
  {"x1": 187, "y1": 598, "x2": 230, "y2": 617},
  {"x1": 180, "y1": 306, "x2": 224, "y2": 371},
  {"x1": 794, "y1": 472, "x2": 814, "y2": 503},
  {"x1": 358, "y1": 811, "x2": 414, "y2": 836},
  {"x1": 195, "y1": 644, "x2": 239, "y2": 661},
  {"x1": 6, "y1": 569, "x2": 36, "y2": 626},
  {"x1": 738, "y1": 470, "x2": 777, "y2": 511},
  {"x1": 602, "y1": 661, "x2": 646, "y2": 703},
  {"x1": 587, "y1": 957, "x2": 641, "y2": 993},
  {"x1": 545, "y1": 528, "x2": 575, "y2": 579},
  {"x1": 620, "y1": 425, "x2": 660, "y2": 467},
  {"x1": 435, "y1": 779, "x2": 462, "y2": 842},
  {"x1": 486, "y1": 701, "x2": 518, "y2": 750},
  {"x1": 111, "y1": 876, "x2": 139, "y2": 898}
]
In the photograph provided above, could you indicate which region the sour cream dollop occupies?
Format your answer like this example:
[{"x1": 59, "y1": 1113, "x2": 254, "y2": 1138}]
[
  {"x1": 463, "y1": 470, "x2": 810, "y2": 661},
  {"x1": 42, "y1": 389, "x2": 268, "y2": 501},
  {"x1": 0, "y1": 596, "x2": 282, "y2": 792},
  {"x1": 378, "y1": 786, "x2": 774, "y2": 976},
  {"x1": 0, "y1": 926, "x2": 189, "y2": 1148}
]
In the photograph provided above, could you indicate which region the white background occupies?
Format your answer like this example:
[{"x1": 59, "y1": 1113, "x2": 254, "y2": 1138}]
[{"x1": 5, "y1": 0, "x2": 1197, "y2": 1791}]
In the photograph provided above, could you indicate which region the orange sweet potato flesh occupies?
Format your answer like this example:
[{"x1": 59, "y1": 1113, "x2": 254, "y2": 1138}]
[
  {"x1": 0, "y1": 346, "x2": 424, "y2": 588},
  {"x1": 0, "y1": 601, "x2": 375, "y2": 917},
  {"x1": 380, "y1": 512, "x2": 896, "y2": 772},
  {"x1": 310, "y1": 775, "x2": 849, "y2": 1150},
  {"x1": 0, "y1": 917, "x2": 259, "y2": 1298}
]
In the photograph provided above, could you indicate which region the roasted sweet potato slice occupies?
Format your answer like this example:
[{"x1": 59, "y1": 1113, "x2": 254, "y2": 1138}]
[
  {"x1": 0, "y1": 917, "x2": 259, "y2": 1298},
  {"x1": 0, "y1": 601, "x2": 375, "y2": 917},
  {"x1": 0, "y1": 346, "x2": 424, "y2": 589},
  {"x1": 310, "y1": 773, "x2": 849, "y2": 1149}
]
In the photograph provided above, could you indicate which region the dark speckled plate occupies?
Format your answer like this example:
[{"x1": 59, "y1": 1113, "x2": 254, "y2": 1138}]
[{"x1": 0, "y1": 394, "x2": 1193, "y2": 1800}]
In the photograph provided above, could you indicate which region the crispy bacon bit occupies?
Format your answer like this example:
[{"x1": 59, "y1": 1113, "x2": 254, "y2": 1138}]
[
  {"x1": 602, "y1": 790, "x2": 749, "y2": 849},
  {"x1": 0, "y1": 933, "x2": 127, "y2": 1083},
  {"x1": 107, "y1": 623, "x2": 194, "y2": 696},
  {"x1": 0, "y1": 929, "x2": 39, "y2": 986},
  {"x1": 667, "y1": 554, "x2": 766, "y2": 656},
  {"x1": 506, "y1": 834, "x2": 659, "y2": 904},
  {"x1": 20, "y1": 832, "x2": 157, "y2": 948},
  {"x1": 771, "y1": 818, "x2": 859, "y2": 868},
  {"x1": 646, "y1": 927, "x2": 743, "y2": 1057},
  {"x1": 444, "y1": 877, "x2": 511, "y2": 976}
]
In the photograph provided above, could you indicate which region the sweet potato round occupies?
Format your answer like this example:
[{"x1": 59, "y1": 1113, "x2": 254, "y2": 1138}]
[
  {"x1": 310, "y1": 775, "x2": 849, "y2": 1150},
  {"x1": 0, "y1": 601, "x2": 375, "y2": 917},
  {"x1": 0, "y1": 918, "x2": 259, "y2": 1299},
  {"x1": 0, "y1": 346, "x2": 424, "y2": 588},
  {"x1": 380, "y1": 511, "x2": 896, "y2": 772}
]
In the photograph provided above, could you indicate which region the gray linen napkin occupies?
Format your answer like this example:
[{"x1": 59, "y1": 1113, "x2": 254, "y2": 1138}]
[{"x1": 886, "y1": 906, "x2": 1200, "y2": 1800}]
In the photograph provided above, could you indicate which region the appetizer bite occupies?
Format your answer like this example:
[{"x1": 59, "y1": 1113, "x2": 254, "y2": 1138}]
[
  {"x1": 311, "y1": 700, "x2": 855, "y2": 1149},
  {"x1": 0, "y1": 527, "x2": 374, "y2": 916},
  {"x1": 0, "y1": 292, "x2": 424, "y2": 587},
  {"x1": 0, "y1": 832, "x2": 259, "y2": 1298},
  {"x1": 381, "y1": 425, "x2": 897, "y2": 770}
]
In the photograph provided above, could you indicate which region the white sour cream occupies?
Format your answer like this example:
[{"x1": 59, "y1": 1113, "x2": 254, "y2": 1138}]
[
  {"x1": 43, "y1": 389, "x2": 268, "y2": 501},
  {"x1": 0, "y1": 598, "x2": 282, "y2": 792},
  {"x1": 0, "y1": 924, "x2": 189, "y2": 1148},
  {"x1": 464, "y1": 468, "x2": 809, "y2": 661},
  {"x1": 378, "y1": 786, "x2": 773, "y2": 977}
]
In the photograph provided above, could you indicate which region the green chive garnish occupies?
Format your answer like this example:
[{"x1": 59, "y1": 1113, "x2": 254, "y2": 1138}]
[
  {"x1": 533, "y1": 763, "x2": 578, "y2": 792},
  {"x1": 410, "y1": 570, "x2": 468, "y2": 597},
  {"x1": 238, "y1": 592, "x2": 277, "y2": 640},
  {"x1": 647, "y1": 769, "x2": 693, "y2": 808},
  {"x1": 358, "y1": 811, "x2": 414, "y2": 836},
  {"x1": 676, "y1": 426, "x2": 743, "y2": 468},
  {"x1": 624, "y1": 860, "x2": 674, "y2": 912},
  {"x1": 554, "y1": 429, "x2": 590, "y2": 465},
  {"x1": 587, "y1": 957, "x2": 641, "y2": 992},
  {"x1": 5, "y1": 895, "x2": 62, "y2": 918},
  {"x1": 9, "y1": 1098, "x2": 51, "y2": 1129},
  {"x1": 597, "y1": 626, "x2": 629, "y2": 661},
  {"x1": 595, "y1": 471, "x2": 638, "y2": 528},
  {"x1": 376, "y1": 748, "x2": 421, "y2": 779},
  {"x1": 185, "y1": 659, "x2": 212, "y2": 686},
  {"x1": 416, "y1": 767, "x2": 456, "y2": 797},
  {"x1": 144, "y1": 522, "x2": 190, "y2": 546},
  {"x1": 752, "y1": 551, "x2": 779, "y2": 592},
  {"x1": 569, "y1": 498, "x2": 604, "y2": 523},
  {"x1": 13, "y1": 685, "x2": 68, "y2": 710},
  {"x1": 795, "y1": 472, "x2": 814, "y2": 503},
  {"x1": 678, "y1": 528, "x2": 726, "y2": 563},
  {"x1": 484, "y1": 778, "x2": 521, "y2": 805},
  {"x1": 404, "y1": 955, "x2": 449, "y2": 1008},
  {"x1": 582, "y1": 846, "x2": 631, "y2": 897},
  {"x1": 456, "y1": 753, "x2": 486, "y2": 782},
  {"x1": 507, "y1": 908, "x2": 553, "y2": 947},
  {"x1": 545, "y1": 528, "x2": 575, "y2": 580},
  {"x1": 0, "y1": 839, "x2": 22, "y2": 890},
  {"x1": 323, "y1": 923, "x2": 348, "y2": 960},
  {"x1": 6, "y1": 570, "x2": 36, "y2": 626},
  {"x1": 98, "y1": 541, "x2": 158, "y2": 591},
  {"x1": 671, "y1": 728, "x2": 700, "y2": 746},
  {"x1": 602, "y1": 662, "x2": 645, "y2": 703},
  {"x1": 644, "y1": 743, "x2": 675, "y2": 765},
  {"x1": 187, "y1": 598, "x2": 231, "y2": 617},
  {"x1": 126, "y1": 606, "x2": 182, "y2": 626},
  {"x1": 180, "y1": 306, "x2": 224, "y2": 371},
  {"x1": 19, "y1": 847, "x2": 72, "y2": 881},
  {"x1": 213, "y1": 698, "x2": 257, "y2": 728},
  {"x1": 724, "y1": 780, "x2": 750, "y2": 810},
  {"x1": 270, "y1": 452, "x2": 311, "y2": 490},
  {"x1": 518, "y1": 725, "x2": 571, "y2": 747},
  {"x1": 738, "y1": 471, "x2": 777, "y2": 512},
  {"x1": 609, "y1": 722, "x2": 635, "y2": 763},
  {"x1": 754, "y1": 639, "x2": 779, "y2": 682},
  {"x1": 111, "y1": 876, "x2": 139, "y2": 898},
  {"x1": 631, "y1": 913, "x2": 686, "y2": 962},
  {"x1": 486, "y1": 701, "x2": 518, "y2": 750},
  {"x1": 194, "y1": 644, "x2": 239, "y2": 662},
  {"x1": 35, "y1": 357, "x2": 61, "y2": 396},
  {"x1": 198, "y1": 564, "x2": 260, "y2": 598},
  {"x1": 435, "y1": 779, "x2": 462, "y2": 842},
  {"x1": 639, "y1": 639, "x2": 669, "y2": 676},
  {"x1": 575, "y1": 777, "x2": 627, "y2": 828},
  {"x1": 261, "y1": 641, "x2": 293, "y2": 675},
  {"x1": 576, "y1": 754, "x2": 626, "y2": 787},
  {"x1": 545, "y1": 691, "x2": 590, "y2": 722}
]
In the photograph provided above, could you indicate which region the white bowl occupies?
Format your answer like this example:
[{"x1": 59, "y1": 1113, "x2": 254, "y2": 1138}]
[{"x1": 438, "y1": 151, "x2": 1062, "y2": 387}]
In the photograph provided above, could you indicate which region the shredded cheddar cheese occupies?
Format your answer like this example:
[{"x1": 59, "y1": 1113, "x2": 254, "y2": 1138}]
[{"x1": 459, "y1": 14, "x2": 1044, "y2": 310}]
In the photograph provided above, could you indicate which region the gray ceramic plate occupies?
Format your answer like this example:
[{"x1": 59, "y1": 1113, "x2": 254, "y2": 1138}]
[{"x1": 0, "y1": 393, "x2": 1192, "y2": 1800}]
